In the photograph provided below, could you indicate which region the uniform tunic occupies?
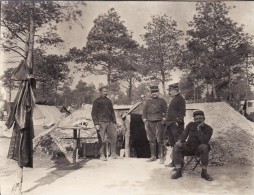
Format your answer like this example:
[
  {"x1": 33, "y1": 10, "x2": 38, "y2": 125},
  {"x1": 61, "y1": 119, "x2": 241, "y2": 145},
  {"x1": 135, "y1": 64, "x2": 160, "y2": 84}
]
[{"x1": 142, "y1": 97, "x2": 167, "y2": 143}]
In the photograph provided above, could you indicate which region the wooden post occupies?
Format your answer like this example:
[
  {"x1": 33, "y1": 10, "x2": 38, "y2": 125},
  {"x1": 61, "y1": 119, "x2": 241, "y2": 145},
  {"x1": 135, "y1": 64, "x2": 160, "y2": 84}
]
[
  {"x1": 124, "y1": 115, "x2": 131, "y2": 157},
  {"x1": 12, "y1": 1, "x2": 35, "y2": 194},
  {"x1": 73, "y1": 129, "x2": 78, "y2": 163},
  {"x1": 11, "y1": 165, "x2": 23, "y2": 195}
]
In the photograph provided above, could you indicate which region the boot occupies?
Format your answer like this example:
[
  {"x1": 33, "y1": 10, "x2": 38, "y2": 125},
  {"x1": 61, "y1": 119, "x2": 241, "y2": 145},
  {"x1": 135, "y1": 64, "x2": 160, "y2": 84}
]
[
  {"x1": 99, "y1": 143, "x2": 107, "y2": 161},
  {"x1": 111, "y1": 153, "x2": 123, "y2": 159},
  {"x1": 172, "y1": 161, "x2": 184, "y2": 171},
  {"x1": 201, "y1": 169, "x2": 213, "y2": 181},
  {"x1": 159, "y1": 144, "x2": 165, "y2": 164},
  {"x1": 147, "y1": 143, "x2": 156, "y2": 162},
  {"x1": 110, "y1": 140, "x2": 123, "y2": 159},
  {"x1": 100, "y1": 155, "x2": 107, "y2": 161},
  {"x1": 165, "y1": 161, "x2": 175, "y2": 167},
  {"x1": 171, "y1": 168, "x2": 182, "y2": 179}
]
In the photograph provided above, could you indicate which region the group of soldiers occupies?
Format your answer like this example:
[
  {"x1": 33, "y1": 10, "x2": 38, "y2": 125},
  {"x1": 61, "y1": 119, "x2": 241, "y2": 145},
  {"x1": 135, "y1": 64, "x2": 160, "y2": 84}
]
[{"x1": 91, "y1": 83, "x2": 213, "y2": 181}]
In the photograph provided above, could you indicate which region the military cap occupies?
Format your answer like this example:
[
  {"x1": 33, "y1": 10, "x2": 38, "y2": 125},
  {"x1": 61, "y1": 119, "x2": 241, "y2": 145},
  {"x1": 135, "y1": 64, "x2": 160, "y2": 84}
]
[
  {"x1": 167, "y1": 83, "x2": 179, "y2": 90},
  {"x1": 150, "y1": 85, "x2": 159, "y2": 92},
  {"x1": 99, "y1": 86, "x2": 108, "y2": 91},
  {"x1": 193, "y1": 110, "x2": 205, "y2": 117}
]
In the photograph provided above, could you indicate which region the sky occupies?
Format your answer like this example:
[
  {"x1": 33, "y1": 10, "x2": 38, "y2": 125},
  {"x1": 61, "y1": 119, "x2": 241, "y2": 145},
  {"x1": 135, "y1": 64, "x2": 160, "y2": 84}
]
[{"x1": 1, "y1": 1, "x2": 254, "y2": 98}]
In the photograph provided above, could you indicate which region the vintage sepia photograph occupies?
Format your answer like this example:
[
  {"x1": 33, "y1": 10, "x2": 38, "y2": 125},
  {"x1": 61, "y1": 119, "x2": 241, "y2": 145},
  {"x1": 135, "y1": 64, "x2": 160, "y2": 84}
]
[{"x1": 0, "y1": 1, "x2": 254, "y2": 195}]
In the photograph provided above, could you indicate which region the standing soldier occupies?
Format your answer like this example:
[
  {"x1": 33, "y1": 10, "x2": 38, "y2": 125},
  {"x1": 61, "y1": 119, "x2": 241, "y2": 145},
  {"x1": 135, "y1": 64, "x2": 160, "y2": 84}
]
[
  {"x1": 92, "y1": 86, "x2": 121, "y2": 161},
  {"x1": 165, "y1": 83, "x2": 186, "y2": 167},
  {"x1": 142, "y1": 85, "x2": 167, "y2": 164}
]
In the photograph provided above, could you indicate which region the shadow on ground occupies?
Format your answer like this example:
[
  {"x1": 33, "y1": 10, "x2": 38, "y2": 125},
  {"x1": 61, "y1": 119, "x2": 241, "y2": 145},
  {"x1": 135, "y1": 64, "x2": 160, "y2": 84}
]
[
  {"x1": 104, "y1": 164, "x2": 253, "y2": 195},
  {"x1": 141, "y1": 165, "x2": 253, "y2": 195},
  {"x1": 23, "y1": 157, "x2": 91, "y2": 193}
]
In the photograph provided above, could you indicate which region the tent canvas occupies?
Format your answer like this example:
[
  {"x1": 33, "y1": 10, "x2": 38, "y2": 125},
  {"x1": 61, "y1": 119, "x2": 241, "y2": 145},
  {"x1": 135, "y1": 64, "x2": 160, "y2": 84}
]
[{"x1": 33, "y1": 104, "x2": 63, "y2": 127}]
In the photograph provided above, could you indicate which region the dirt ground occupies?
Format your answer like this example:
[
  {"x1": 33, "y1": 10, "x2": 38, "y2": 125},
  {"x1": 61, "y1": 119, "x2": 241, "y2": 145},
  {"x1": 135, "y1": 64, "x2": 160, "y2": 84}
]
[{"x1": 1, "y1": 137, "x2": 253, "y2": 195}]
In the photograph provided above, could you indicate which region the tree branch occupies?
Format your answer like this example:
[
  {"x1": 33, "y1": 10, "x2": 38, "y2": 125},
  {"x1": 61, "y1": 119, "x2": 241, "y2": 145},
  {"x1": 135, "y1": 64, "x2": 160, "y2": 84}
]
[
  {"x1": 3, "y1": 46, "x2": 26, "y2": 58},
  {"x1": 2, "y1": 20, "x2": 26, "y2": 43}
]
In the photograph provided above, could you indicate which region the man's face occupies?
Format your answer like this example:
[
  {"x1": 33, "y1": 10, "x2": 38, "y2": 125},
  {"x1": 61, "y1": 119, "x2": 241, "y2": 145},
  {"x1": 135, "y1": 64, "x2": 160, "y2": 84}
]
[
  {"x1": 194, "y1": 115, "x2": 205, "y2": 124},
  {"x1": 168, "y1": 88, "x2": 177, "y2": 96},
  {"x1": 150, "y1": 91, "x2": 159, "y2": 98},
  {"x1": 101, "y1": 88, "x2": 108, "y2": 97}
]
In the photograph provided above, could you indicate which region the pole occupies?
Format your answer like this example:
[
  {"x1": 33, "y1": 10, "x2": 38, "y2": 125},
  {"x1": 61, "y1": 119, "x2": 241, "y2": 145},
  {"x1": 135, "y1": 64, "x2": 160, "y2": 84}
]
[{"x1": 12, "y1": 1, "x2": 35, "y2": 195}]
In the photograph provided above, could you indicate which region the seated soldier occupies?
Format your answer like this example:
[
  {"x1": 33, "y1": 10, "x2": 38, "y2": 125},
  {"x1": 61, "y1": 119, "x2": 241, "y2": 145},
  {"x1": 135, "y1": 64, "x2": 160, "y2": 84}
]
[{"x1": 171, "y1": 110, "x2": 213, "y2": 181}]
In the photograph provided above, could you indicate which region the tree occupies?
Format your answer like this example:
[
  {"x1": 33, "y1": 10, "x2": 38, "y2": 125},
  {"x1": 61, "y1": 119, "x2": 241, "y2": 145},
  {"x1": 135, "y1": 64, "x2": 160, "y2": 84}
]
[
  {"x1": 69, "y1": 8, "x2": 138, "y2": 91},
  {"x1": 56, "y1": 86, "x2": 73, "y2": 106},
  {"x1": 131, "y1": 82, "x2": 150, "y2": 103},
  {"x1": 186, "y1": 2, "x2": 253, "y2": 101},
  {"x1": 71, "y1": 80, "x2": 97, "y2": 109},
  {"x1": 0, "y1": 68, "x2": 19, "y2": 102},
  {"x1": 236, "y1": 41, "x2": 254, "y2": 99},
  {"x1": 33, "y1": 49, "x2": 71, "y2": 103},
  {"x1": 1, "y1": 3, "x2": 85, "y2": 193},
  {"x1": 109, "y1": 81, "x2": 121, "y2": 104},
  {"x1": 1, "y1": 1, "x2": 85, "y2": 106},
  {"x1": 179, "y1": 73, "x2": 205, "y2": 102},
  {"x1": 114, "y1": 90, "x2": 129, "y2": 105},
  {"x1": 110, "y1": 47, "x2": 142, "y2": 104},
  {"x1": 1, "y1": 1, "x2": 85, "y2": 61},
  {"x1": 141, "y1": 14, "x2": 184, "y2": 94}
]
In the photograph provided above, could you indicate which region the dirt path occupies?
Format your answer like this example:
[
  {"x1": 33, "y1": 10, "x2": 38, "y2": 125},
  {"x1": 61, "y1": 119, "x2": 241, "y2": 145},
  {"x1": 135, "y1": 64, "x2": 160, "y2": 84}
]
[
  {"x1": 1, "y1": 156, "x2": 253, "y2": 195},
  {"x1": 1, "y1": 133, "x2": 253, "y2": 195}
]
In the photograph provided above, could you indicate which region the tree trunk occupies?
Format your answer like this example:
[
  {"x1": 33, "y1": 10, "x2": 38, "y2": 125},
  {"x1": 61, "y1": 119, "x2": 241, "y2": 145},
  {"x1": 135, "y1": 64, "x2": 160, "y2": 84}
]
[
  {"x1": 193, "y1": 80, "x2": 196, "y2": 103},
  {"x1": 55, "y1": 64, "x2": 59, "y2": 104},
  {"x1": 212, "y1": 80, "x2": 217, "y2": 101},
  {"x1": 12, "y1": 1, "x2": 35, "y2": 194},
  {"x1": 228, "y1": 69, "x2": 232, "y2": 102},
  {"x1": 245, "y1": 58, "x2": 249, "y2": 100},
  {"x1": 161, "y1": 70, "x2": 166, "y2": 95},
  {"x1": 11, "y1": 165, "x2": 23, "y2": 195},
  {"x1": 27, "y1": 5, "x2": 35, "y2": 72},
  {"x1": 128, "y1": 77, "x2": 132, "y2": 104},
  {"x1": 107, "y1": 66, "x2": 111, "y2": 92}
]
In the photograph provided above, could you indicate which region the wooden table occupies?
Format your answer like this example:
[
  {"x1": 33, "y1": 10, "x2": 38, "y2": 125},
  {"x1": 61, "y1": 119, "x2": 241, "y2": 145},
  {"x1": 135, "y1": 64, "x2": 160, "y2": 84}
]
[{"x1": 59, "y1": 126, "x2": 95, "y2": 163}]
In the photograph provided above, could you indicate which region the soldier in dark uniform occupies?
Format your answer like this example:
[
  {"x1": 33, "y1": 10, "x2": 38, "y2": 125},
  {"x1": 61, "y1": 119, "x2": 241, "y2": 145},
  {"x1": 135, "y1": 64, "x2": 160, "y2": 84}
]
[
  {"x1": 91, "y1": 86, "x2": 121, "y2": 161},
  {"x1": 171, "y1": 110, "x2": 213, "y2": 181},
  {"x1": 165, "y1": 83, "x2": 186, "y2": 167},
  {"x1": 142, "y1": 85, "x2": 167, "y2": 164}
]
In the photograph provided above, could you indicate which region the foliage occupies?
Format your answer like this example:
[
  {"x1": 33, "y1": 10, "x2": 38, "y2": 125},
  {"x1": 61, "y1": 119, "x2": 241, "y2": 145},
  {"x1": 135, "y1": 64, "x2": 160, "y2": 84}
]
[
  {"x1": 131, "y1": 82, "x2": 150, "y2": 103},
  {"x1": 0, "y1": 67, "x2": 20, "y2": 102},
  {"x1": 179, "y1": 73, "x2": 205, "y2": 101},
  {"x1": 1, "y1": 1, "x2": 85, "y2": 59},
  {"x1": 32, "y1": 49, "x2": 72, "y2": 103},
  {"x1": 185, "y1": 2, "x2": 253, "y2": 100},
  {"x1": 71, "y1": 81, "x2": 97, "y2": 109},
  {"x1": 1, "y1": 1, "x2": 85, "y2": 105},
  {"x1": 69, "y1": 8, "x2": 138, "y2": 89},
  {"x1": 141, "y1": 14, "x2": 184, "y2": 94}
]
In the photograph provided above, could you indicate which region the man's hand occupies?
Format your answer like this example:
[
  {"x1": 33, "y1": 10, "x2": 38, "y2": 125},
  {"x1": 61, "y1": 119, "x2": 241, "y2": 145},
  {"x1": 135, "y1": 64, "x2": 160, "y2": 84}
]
[
  {"x1": 143, "y1": 118, "x2": 147, "y2": 122},
  {"x1": 175, "y1": 140, "x2": 182, "y2": 147},
  {"x1": 95, "y1": 125, "x2": 100, "y2": 131},
  {"x1": 197, "y1": 121, "x2": 204, "y2": 131},
  {"x1": 161, "y1": 117, "x2": 166, "y2": 125}
]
